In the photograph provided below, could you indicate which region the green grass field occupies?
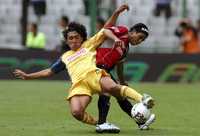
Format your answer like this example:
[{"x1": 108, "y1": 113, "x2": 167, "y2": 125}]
[{"x1": 0, "y1": 80, "x2": 200, "y2": 136}]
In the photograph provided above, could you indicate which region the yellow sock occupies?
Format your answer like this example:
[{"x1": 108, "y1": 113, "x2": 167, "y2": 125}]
[
  {"x1": 82, "y1": 112, "x2": 97, "y2": 125},
  {"x1": 120, "y1": 86, "x2": 143, "y2": 102}
]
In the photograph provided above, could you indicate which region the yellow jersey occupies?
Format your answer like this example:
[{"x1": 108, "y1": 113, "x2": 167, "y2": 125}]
[{"x1": 61, "y1": 29, "x2": 106, "y2": 84}]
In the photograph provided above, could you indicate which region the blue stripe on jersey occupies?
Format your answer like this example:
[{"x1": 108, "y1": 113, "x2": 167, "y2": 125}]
[{"x1": 50, "y1": 59, "x2": 65, "y2": 74}]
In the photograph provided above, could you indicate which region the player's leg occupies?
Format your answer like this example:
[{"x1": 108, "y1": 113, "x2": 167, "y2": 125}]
[
  {"x1": 117, "y1": 98, "x2": 133, "y2": 117},
  {"x1": 97, "y1": 93, "x2": 121, "y2": 133},
  {"x1": 69, "y1": 95, "x2": 97, "y2": 125},
  {"x1": 96, "y1": 74, "x2": 120, "y2": 133},
  {"x1": 110, "y1": 73, "x2": 133, "y2": 117},
  {"x1": 97, "y1": 94, "x2": 111, "y2": 124},
  {"x1": 97, "y1": 72, "x2": 120, "y2": 124},
  {"x1": 104, "y1": 76, "x2": 153, "y2": 121},
  {"x1": 100, "y1": 76, "x2": 142, "y2": 101},
  {"x1": 100, "y1": 76, "x2": 154, "y2": 108},
  {"x1": 100, "y1": 77, "x2": 156, "y2": 129}
]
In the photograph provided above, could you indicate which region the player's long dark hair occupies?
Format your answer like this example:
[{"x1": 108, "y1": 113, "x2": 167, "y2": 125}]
[
  {"x1": 62, "y1": 22, "x2": 87, "y2": 42},
  {"x1": 130, "y1": 23, "x2": 149, "y2": 38}
]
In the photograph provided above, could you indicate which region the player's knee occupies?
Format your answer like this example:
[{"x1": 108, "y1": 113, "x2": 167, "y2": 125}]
[
  {"x1": 107, "y1": 84, "x2": 120, "y2": 93},
  {"x1": 104, "y1": 84, "x2": 121, "y2": 98},
  {"x1": 71, "y1": 109, "x2": 84, "y2": 121}
]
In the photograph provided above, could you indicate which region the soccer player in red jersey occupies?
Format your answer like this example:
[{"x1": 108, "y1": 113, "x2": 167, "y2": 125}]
[{"x1": 95, "y1": 23, "x2": 156, "y2": 133}]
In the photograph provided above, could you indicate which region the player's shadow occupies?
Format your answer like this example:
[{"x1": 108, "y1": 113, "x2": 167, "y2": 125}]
[
  {"x1": 64, "y1": 127, "x2": 193, "y2": 136},
  {"x1": 119, "y1": 128, "x2": 164, "y2": 135},
  {"x1": 65, "y1": 128, "x2": 164, "y2": 135},
  {"x1": 64, "y1": 129, "x2": 100, "y2": 135}
]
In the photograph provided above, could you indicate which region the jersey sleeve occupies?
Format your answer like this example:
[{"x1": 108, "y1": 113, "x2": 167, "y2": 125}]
[
  {"x1": 107, "y1": 26, "x2": 128, "y2": 37},
  {"x1": 83, "y1": 29, "x2": 106, "y2": 51},
  {"x1": 50, "y1": 58, "x2": 65, "y2": 74}
]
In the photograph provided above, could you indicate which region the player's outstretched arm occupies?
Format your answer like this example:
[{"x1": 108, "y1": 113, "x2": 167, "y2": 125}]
[
  {"x1": 103, "y1": 29, "x2": 125, "y2": 48},
  {"x1": 13, "y1": 68, "x2": 54, "y2": 80},
  {"x1": 104, "y1": 4, "x2": 129, "y2": 28}
]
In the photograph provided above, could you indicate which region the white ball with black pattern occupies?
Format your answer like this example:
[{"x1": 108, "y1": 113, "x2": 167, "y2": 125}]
[{"x1": 131, "y1": 102, "x2": 151, "y2": 124}]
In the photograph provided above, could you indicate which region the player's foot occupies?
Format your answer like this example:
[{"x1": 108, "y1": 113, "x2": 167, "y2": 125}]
[
  {"x1": 96, "y1": 122, "x2": 120, "y2": 133},
  {"x1": 139, "y1": 113, "x2": 156, "y2": 130},
  {"x1": 142, "y1": 94, "x2": 155, "y2": 109}
]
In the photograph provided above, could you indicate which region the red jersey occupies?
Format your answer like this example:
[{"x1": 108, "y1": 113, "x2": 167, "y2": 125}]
[{"x1": 96, "y1": 26, "x2": 129, "y2": 71}]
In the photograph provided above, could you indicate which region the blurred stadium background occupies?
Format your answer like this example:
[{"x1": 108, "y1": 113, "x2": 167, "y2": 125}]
[
  {"x1": 0, "y1": 0, "x2": 200, "y2": 52},
  {"x1": 0, "y1": 0, "x2": 200, "y2": 135}
]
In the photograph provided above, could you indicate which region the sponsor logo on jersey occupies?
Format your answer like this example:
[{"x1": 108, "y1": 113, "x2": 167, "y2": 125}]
[{"x1": 67, "y1": 48, "x2": 87, "y2": 62}]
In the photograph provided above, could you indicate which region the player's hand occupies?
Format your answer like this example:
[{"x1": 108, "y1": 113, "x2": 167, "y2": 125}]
[
  {"x1": 13, "y1": 69, "x2": 28, "y2": 80},
  {"x1": 115, "y1": 4, "x2": 129, "y2": 14},
  {"x1": 114, "y1": 39, "x2": 125, "y2": 49}
]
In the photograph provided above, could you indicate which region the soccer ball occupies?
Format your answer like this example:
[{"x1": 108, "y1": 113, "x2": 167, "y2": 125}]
[{"x1": 131, "y1": 102, "x2": 151, "y2": 124}]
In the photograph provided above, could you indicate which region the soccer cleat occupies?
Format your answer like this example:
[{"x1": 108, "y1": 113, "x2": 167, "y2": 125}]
[
  {"x1": 96, "y1": 122, "x2": 120, "y2": 133},
  {"x1": 139, "y1": 113, "x2": 156, "y2": 130},
  {"x1": 142, "y1": 94, "x2": 155, "y2": 109}
]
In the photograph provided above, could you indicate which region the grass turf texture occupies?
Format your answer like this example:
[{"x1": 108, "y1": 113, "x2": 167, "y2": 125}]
[{"x1": 0, "y1": 80, "x2": 200, "y2": 136}]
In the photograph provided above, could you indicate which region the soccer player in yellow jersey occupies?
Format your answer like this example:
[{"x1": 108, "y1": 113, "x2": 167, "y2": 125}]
[{"x1": 13, "y1": 4, "x2": 155, "y2": 130}]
